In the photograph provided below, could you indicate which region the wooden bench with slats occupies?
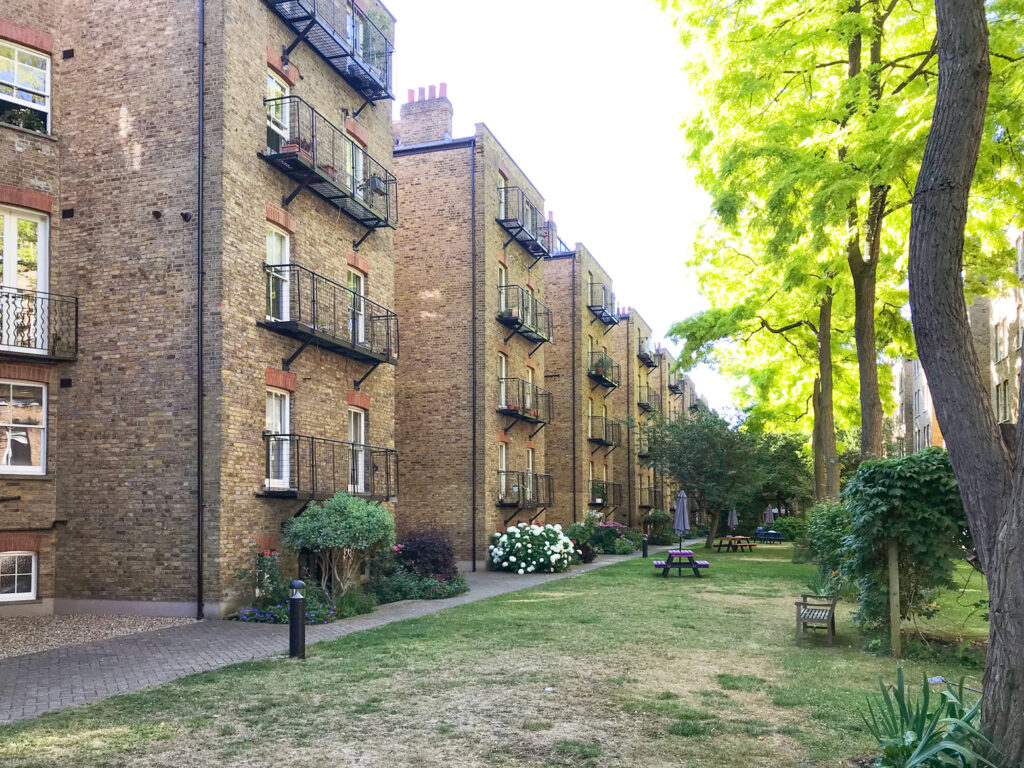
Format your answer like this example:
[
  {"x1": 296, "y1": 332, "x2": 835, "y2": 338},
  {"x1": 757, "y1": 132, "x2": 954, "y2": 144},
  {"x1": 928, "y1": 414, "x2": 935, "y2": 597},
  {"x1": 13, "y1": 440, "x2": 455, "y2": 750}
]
[{"x1": 795, "y1": 594, "x2": 839, "y2": 645}]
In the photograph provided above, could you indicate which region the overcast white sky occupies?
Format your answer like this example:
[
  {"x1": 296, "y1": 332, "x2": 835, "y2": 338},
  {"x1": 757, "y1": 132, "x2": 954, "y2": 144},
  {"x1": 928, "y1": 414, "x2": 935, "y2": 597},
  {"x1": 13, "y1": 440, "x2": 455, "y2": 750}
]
[{"x1": 385, "y1": 0, "x2": 730, "y2": 408}]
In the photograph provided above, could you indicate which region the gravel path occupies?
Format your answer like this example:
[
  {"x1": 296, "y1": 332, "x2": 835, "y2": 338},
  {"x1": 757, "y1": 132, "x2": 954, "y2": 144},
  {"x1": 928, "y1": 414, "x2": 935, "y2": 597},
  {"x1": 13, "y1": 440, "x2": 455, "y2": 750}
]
[{"x1": 0, "y1": 616, "x2": 196, "y2": 661}]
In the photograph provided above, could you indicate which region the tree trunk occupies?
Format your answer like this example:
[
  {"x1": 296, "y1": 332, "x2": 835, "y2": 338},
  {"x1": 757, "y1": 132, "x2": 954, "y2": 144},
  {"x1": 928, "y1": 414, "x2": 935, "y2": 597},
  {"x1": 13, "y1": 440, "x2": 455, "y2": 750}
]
[
  {"x1": 818, "y1": 291, "x2": 840, "y2": 496},
  {"x1": 907, "y1": 2, "x2": 1024, "y2": 761},
  {"x1": 812, "y1": 378, "x2": 826, "y2": 498},
  {"x1": 704, "y1": 509, "x2": 720, "y2": 550}
]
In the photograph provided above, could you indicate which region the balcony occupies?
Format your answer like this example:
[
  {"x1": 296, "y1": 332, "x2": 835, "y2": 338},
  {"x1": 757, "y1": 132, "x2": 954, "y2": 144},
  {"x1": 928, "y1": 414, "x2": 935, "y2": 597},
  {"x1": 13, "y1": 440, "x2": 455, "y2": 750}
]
[
  {"x1": 496, "y1": 187, "x2": 547, "y2": 258},
  {"x1": 540, "y1": 222, "x2": 573, "y2": 256},
  {"x1": 497, "y1": 285, "x2": 552, "y2": 344},
  {"x1": 638, "y1": 384, "x2": 661, "y2": 413},
  {"x1": 263, "y1": 96, "x2": 397, "y2": 233},
  {"x1": 0, "y1": 288, "x2": 77, "y2": 361},
  {"x1": 589, "y1": 480, "x2": 623, "y2": 508},
  {"x1": 587, "y1": 416, "x2": 621, "y2": 448},
  {"x1": 261, "y1": 434, "x2": 398, "y2": 501},
  {"x1": 498, "y1": 378, "x2": 553, "y2": 426},
  {"x1": 639, "y1": 486, "x2": 665, "y2": 510},
  {"x1": 497, "y1": 471, "x2": 554, "y2": 509},
  {"x1": 586, "y1": 282, "x2": 618, "y2": 325},
  {"x1": 638, "y1": 339, "x2": 657, "y2": 368},
  {"x1": 668, "y1": 373, "x2": 684, "y2": 395},
  {"x1": 637, "y1": 430, "x2": 650, "y2": 458},
  {"x1": 265, "y1": 0, "x2": 393, "y2": 102},
  {"x1": 261, "y1": 264, "x2": 398, "y2": 365},
  {"x1": 587, "y1": 351, "x2": 620, "y2": 389}
]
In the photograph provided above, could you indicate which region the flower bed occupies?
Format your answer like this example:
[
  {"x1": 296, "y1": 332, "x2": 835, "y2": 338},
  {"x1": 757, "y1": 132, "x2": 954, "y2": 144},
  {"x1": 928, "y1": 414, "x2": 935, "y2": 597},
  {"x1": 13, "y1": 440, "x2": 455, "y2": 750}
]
[{"x1": 489, "y1": 523, "x2": 577, "y2": 573}]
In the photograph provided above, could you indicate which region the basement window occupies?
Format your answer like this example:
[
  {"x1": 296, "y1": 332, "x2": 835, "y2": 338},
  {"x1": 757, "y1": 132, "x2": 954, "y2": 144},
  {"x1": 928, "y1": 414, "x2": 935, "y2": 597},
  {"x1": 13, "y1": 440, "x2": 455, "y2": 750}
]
[
  {"x1": 0, "y1": 42, "x2": 50, "y2": 134},
  {"x1": 0, "y1": 552, "x2": 37, "y2": 601}
]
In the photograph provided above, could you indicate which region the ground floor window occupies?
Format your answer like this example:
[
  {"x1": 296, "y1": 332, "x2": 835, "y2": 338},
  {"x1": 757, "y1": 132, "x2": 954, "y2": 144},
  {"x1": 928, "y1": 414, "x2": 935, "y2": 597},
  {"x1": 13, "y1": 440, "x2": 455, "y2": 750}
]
[
  {"x1": 0, "y1": 551, "x2": 36, "y2": 601},
  {"x1": 0, "y1": 380, "x2": 46, "y2": 474}
]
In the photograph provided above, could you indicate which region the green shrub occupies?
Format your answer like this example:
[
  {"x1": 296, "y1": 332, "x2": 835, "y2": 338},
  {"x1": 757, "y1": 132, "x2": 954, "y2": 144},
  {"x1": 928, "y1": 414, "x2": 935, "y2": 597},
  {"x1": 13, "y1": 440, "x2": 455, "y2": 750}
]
[
  {"x1": 643, "y1": 509, "x2": 675, "y2": 544},
  {"x1": 613, "y1": 538, "x2": 635, "y2": 555},
  {"x1": 590, "y1": 521, "x2": 633, "y2": 553},
  {"x1": 489, "y1": 523, "x2": 576, "y2": 573},
  {"x1": 236, "y1": 585, "x2": 376, "y2": 625},
  {"x1": 371, "y1": 570, "x2": 469, "y2": 603},
  {"x1": 806, "y1": 501, "x2": 852, "y2": 576},
  {"x1": 842, "y1": 448, "x2": 969, "y2": 627},
  {"x1": 771, "y1": 516, "x2": 809, "y2": 545},
  {"x1": 283, "y1": 492, "x2": 395, "y2": 598}
]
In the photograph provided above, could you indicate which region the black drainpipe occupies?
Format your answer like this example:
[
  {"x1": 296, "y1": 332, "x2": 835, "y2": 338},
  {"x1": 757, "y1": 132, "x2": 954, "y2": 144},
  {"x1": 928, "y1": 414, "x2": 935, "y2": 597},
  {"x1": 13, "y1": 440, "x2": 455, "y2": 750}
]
[
  {"x1": 570, "y1": 255, "x2": 578, "y2": 523},
  {"x1": 195, "y1": 0, "x2": 206, "y2": 620},
  {"x1": 625, "y1": 313, "x2": 634, "y2": 527},
  {"x1": 469, "y1": 138, "x2": 478, "y2": 571}
]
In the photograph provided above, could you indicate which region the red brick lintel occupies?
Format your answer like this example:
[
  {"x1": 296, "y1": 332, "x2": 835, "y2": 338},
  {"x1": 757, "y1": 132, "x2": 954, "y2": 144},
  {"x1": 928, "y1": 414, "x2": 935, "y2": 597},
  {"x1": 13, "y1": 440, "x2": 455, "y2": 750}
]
[
  {"x1": 0, "y1": 19, "x2": 53, "y2": 54},
  {"x1": 266, "y1": 368, "x2": 297, "y2": 392},
  {"x1": 347, "y1": 390, "x2": 370, "y2": 410},
  {"x1": 0, "y1": 183, "x2": 54, "y2": 215},
  {"x1": 0, "y1": 361, "x2": 57, "y2": 385}
]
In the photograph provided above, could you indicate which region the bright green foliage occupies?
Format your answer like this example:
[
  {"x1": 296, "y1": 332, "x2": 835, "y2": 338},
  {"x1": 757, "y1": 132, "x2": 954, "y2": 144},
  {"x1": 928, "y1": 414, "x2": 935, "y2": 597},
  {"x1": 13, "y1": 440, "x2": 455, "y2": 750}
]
[
  {"x1": 841, "y1": 449, "x2": 969, "y2": 626},
  {"x1": 807, "y1": 501, "x2": 854, "y2": 577},
  {"x1": 643, "y1": 509, "x2": 675, "y2": 545},
  {"x1": 771, "y1": 516, "x2": 809, "y2": 547},
  {"x1": 863, "y1": 669, "x2": 996, "y2": 767},
  {"x1": 283, "y1": 492, "x2": 395, "y2": 597}
]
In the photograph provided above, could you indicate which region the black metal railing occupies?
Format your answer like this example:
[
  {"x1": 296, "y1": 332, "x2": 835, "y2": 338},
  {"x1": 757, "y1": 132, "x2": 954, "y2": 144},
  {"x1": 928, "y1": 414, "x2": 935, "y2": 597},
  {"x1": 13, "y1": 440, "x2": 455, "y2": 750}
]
[
  {"x1": 263, "y1": 95, "x2": 397, "y2": 228},
  {"x1": 0, "y1": 287, "x2": 77, "y2": 360},
  {"x1": 498, "y1": 378, "x2": 553, "y2": 424},
  {"x1": 587, "y1": 416, "x2": 621, "y2": 447},
  {"x1": 496, "y1": 285, "x2": 552, "y2": 343},
  {"x1": 496, "y1": 187, "x2": 547, "y2": 257},
  {"x1": 497, "y1": 471, "x2": 554, "y2": 508},
  {"x1": 589, "y1": 480, "x2": 623, "y2": 508},
  {"x1": 262, "y1": 263, "x2": 398, "y2": 364},
  {"x1": 637, "y1": 430, "x2": 650, "y2": 458},
  {"x1": 263, "y1": 434, "x2": 398, "y2": 501},
  {"x1": 586, "y1": 282, "x2": 618, "y2": 325},
  {"x1": 540, "y1": 222, "x2": 573, "y2": 256},
  {"x1": 640, "y1": 486, "x2": 665, "y2": 510},
  {"x1": 265, "y1": 0, "x2": 393, "y2": 101},
  {"x1": 587, "y1": 351, "x2": 620, "y2": 388},
  {"x1": 638, "y1": 338, "x2": 657, "y2": 368},
  {"x1": 638, "y1": 384, "x2": 661, "y2": 413},
  {"x1": 668, "y1": 372, "x2": 684, "y2": 394}
]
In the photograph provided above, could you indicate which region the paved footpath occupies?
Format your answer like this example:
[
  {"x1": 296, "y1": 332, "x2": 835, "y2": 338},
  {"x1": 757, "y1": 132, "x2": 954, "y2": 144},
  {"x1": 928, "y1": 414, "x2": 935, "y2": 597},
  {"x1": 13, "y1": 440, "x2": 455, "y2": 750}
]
[{"x1": 0, "y1": 550, "x2": 659, "y2": 725}]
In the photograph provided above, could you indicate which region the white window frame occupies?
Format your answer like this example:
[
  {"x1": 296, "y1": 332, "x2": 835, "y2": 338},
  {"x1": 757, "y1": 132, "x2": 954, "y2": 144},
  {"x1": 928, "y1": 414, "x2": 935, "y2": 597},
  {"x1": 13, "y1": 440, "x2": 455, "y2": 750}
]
[
  {"x1": 265, "y1": 69, "x2": 290, "y2": 146},
  {"x1": 0, "y1": 551, "x2": 37, "y2": 601},
  {"x1": 348, "y1": 270, "x2": 366, "y2": 345},
  {"x1": 498, "y1": 441, "x2": 508, "y2": 499},
  {"x1": 0, "y1": 379, "x2": 46, "y2": 475},
  {"x1": 265, "y1": 388, "x2": 291, "y2": 489},
  {"x1": 265, "y1": 225, "x2": 290, "y2": 322},
  {"x1": 498, "y1": 352, "x2": 508, "y2": 408},
  {"x1": 0, "y1": 42, "x2": 51, "y2": 134},
  {"x1": 497, "y1": 264, "x2": 508, "y2": 311},
  {"x1": 1, "y1": 205, "x2": 50, "y2": 354},
  {"x1": 348, "y1": 406, "x2": 367, "y2": 494}
]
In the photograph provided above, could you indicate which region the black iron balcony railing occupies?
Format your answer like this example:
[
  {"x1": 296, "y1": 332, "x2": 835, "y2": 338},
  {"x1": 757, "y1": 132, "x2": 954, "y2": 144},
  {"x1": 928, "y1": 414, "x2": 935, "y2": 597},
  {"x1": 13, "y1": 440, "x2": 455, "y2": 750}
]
[
  {"x1": 586, "y1": 282, "x2": 618, "y2": 325},
  {"x1": 589, "y1": 480, "x2": 623, "y2": 508},
  {"x1": 0, "y1": 287, "x2": 77, "y2": 360},
  {"x1": 261, "y1": 263, "x2": 398, "y2": 365},
  {"x1": 588, "y1": 416, "x2": 621, "y2": 447},
  {"x1": 262, "y1": 434, "x2": 398, "y2": 501},
  {"x1": 265, "y1": 0, "x2": 393, "y2": 102},
  {"x1": 496, "y1": 187, "x2": 547, "y2": 258},
  {"x1": 640, "y1": 486, "x2": 665, "y2": 510},
  {"x1": 263, "y1": 96, "x2": 397, "y2": 231},
  {"x1": 638, "y1": 384, "x2": 661, "y2": 413},
  {"x1": 498, "y1": 378, "x2": 553, "y2": 424},
  {"x1": 668, "y1": 373, "x2": 684, "y2": 395},
  {"x1": 540, "y1": 222, "x2": 573, "y2": 256},
  {"x1": 497, "y1": 285, "x2": 552, "y2": 343},
  {"x1": 497, "y1": 471, "x2": 554, "y2": 508},
  {"x1": 637, "y1": 430, "x2": 650, "y2": 458},
  {"x1": 638, "y1": 339, "x2": 657, "y2": 368},
  {"x1": 587, "y1": 351, "x2": 620, "y2": 389}
]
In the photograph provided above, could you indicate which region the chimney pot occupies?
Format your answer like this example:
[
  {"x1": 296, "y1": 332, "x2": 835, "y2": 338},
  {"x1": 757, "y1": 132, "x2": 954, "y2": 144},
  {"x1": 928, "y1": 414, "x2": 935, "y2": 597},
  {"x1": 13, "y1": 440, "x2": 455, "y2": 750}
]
[
  {"x1": 548, "y1": 211, "x2": 554, "y2": 222},
  {"x1": 428, "y1": 85, "x2": 436, "y2": 99},
  {"x1": 440, "y1": 82, "x2": 447, "y2": 98},
  {"x1": 407, "y1": 89, "x2": 414, "y2": 103},
  {"x1": 418, "y1": 86, "x2": 426, "y2": 101}
]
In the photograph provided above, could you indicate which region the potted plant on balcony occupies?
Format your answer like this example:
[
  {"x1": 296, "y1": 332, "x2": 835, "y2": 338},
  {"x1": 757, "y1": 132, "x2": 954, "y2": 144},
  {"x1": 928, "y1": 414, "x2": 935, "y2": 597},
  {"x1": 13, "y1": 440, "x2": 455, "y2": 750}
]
[
  {"x1": 590, "y1": 480, "x2": 605, "y2": 506},
  {"x1": 281, "y1": 137, "x2": 313, "y2": 164},
  {"x1": 318, "y1": 162, "x2": 337, "y2": 180},
  {"x1": 592, "y1": 353, "x2": 612, "y2": 378}
]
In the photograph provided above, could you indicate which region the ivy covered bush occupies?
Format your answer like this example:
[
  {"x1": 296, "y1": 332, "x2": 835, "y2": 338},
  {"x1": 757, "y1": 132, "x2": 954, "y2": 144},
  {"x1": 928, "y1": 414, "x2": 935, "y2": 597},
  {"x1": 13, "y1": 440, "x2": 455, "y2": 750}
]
[
  {"x1": 489, "y1": 523, "x2": 577, "y2": 573},
  {"x1": 771, "y1": 515, "x2": 809, "y2": 546},
  {"x1": 841, "y1": 448, "x2": 970, "y2": 627},
  {"x1": 806, "y1": 501, "x2": 852, "y2": 577}
]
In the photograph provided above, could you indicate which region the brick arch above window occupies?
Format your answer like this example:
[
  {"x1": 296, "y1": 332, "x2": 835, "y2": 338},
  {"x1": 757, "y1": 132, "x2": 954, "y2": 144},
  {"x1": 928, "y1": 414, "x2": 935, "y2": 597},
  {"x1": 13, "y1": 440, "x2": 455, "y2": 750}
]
[
  {"x1": 0, "y1": 362, "x2": 56, "y2": 384},
  {"x1": 0, "y1": 184, "x2": 54, "y2": 215},
  {"x1": 0, "y1": 19, "x2": 53, "y2": 54},
  {"x1": 0, "y1": 533, "x2": 40, "y2": 552}
]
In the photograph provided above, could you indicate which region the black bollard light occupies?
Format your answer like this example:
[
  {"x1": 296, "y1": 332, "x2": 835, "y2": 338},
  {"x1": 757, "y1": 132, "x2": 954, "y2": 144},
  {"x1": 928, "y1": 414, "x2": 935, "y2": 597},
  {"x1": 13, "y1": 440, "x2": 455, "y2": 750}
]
[
  {"x1": 642, "y1": 535, "x2": 648, "y2": 559},
  {"x1": 289, "y1": 579, "x2": 305, "y2": 659}
]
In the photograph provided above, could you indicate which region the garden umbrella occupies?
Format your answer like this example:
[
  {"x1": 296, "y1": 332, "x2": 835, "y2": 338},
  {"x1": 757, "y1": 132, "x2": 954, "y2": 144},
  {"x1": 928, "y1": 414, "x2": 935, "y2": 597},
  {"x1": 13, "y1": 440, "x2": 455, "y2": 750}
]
[
  {"x1": 727, "y1": 508, "x2": 739, "y2": 532},
  {"x1": 764, "y1": 506, "x2": 776, "y2": 526},
  {"x1": 673, "y1": 490, "x2": 690, "y2": 548}
]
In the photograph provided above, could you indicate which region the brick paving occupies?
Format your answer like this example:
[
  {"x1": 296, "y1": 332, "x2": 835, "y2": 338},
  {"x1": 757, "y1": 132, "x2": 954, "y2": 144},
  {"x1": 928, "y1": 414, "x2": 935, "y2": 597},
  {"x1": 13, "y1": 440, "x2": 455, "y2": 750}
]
[{"x1": 0, "y1": 550, "x2": 662, "y2": 725}]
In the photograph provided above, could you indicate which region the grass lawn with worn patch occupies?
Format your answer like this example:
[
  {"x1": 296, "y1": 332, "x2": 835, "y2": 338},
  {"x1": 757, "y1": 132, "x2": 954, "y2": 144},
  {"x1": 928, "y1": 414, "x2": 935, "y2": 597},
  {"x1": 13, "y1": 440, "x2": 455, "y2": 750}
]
[{"x1": 0, "y1": 545, "x2": 987, "y2": 767}]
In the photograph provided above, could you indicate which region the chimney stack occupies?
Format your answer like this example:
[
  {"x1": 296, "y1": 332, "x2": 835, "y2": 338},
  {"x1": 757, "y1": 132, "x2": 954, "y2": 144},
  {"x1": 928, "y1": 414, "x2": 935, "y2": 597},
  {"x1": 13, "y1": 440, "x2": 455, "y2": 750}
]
[{"x1": 397, "y1": 83, "x2": 454, "y2": 145}]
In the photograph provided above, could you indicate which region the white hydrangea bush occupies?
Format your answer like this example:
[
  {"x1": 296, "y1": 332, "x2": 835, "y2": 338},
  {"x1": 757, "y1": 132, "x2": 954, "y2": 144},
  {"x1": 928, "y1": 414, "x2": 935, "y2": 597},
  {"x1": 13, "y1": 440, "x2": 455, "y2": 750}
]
[{"x1": 488, "y1": 522, "x2": 577, "y2": 574}]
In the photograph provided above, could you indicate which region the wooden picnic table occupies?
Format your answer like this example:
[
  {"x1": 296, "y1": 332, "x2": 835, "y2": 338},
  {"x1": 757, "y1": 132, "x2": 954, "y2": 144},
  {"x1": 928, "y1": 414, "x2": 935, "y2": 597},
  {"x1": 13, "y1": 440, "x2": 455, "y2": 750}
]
[
  {"x1": 714, "y1": 536, "x2": 758, "y2": 553},
  {"x1": 652, "y1": 549, "x2": 711, "y2": 578}
]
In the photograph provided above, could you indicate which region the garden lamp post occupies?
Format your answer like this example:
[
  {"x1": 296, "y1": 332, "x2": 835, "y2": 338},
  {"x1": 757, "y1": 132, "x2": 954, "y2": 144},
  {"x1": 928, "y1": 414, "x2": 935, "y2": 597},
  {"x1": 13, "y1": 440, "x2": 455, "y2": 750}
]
[{"x1": 289, "y1": 579, "x2": 305, "y2": 659}]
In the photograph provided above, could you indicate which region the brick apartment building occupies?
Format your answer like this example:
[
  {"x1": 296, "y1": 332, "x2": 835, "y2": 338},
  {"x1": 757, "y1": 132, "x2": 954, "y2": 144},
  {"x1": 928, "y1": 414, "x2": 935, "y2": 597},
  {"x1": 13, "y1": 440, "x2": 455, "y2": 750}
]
[
  {"x1": 544, "y1": 245, "x2": 628, "y2": 527},
  {"x1": 392, "y1": 88, "x2": 557, "y2": 565},
  {"x1": 1, "y1": 0, "x2": 399, "y2": 617}
]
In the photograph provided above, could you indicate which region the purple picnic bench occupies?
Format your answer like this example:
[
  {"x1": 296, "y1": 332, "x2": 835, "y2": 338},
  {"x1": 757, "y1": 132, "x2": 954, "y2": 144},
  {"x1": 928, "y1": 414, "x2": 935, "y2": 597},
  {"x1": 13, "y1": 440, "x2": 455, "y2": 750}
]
[{"x1": 653, "y1": 549, "x2": 711, "y2": 578}]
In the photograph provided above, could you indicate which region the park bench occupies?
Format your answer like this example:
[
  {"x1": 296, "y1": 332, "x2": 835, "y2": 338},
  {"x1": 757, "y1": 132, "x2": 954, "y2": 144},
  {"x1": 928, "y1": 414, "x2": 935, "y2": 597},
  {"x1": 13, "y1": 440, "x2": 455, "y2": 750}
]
[
  {"x1": 652, "y1": 549, "x2": 711, "y2": 578},
  {"x1": 714, "y1": 536, "x2": 757, "y2": 553},
  {"x1": 795, "y1": 594, "x2": 839, "y2": 646}
]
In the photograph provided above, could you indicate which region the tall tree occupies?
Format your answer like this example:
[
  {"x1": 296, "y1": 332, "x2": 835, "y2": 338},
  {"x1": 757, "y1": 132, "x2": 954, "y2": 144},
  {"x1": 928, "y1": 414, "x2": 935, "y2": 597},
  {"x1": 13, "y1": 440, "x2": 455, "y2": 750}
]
[{"x1": 907, "y1": 2, "x2": 1024, "y2": 761}]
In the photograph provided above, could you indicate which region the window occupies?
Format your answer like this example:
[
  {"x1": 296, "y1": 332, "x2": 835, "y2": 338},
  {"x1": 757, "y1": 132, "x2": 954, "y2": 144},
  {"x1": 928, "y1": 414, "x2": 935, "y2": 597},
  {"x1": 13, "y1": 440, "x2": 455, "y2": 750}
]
[
  {"x1": 0, "y1": 381, "x2": 46, "y2": 475},
  {"x1": 265, "y1": 388, "x2": 290, "y2": 489},
  {"x1": 524, "y1": 366, "x2": 534, "y2": 411},
  {"x1": 923, "y1": 424, "x2": 931, "y2": 448},
  {"x1": 497, "y1": 264, "x2": 508, "y2": 311},
  {"x1": 914, "y1": 390, "x2": 922, "y2": 417},
  {"x1": 498, "y1": 441, "x2": 508, "y2": 498},
  {"x1": 913, "y1": 360, "x2": 920, "y2": 379},
  {"x1": 348, "y1": 271, "x2": 366, "y2": 345},
  {"x1": 498, "y1": 184, "x2": 508, "y2": 220},
  {"x1": 996, "y1": 320, "x2": 1008, "y2": 361},
  {"x1": 997, "y1": 379, "x2": 1011, "y2": 423},
  {"x1": 265, "y1": 225, "x2": 290, "y2": 321},
  {"x1": 349, "y1": 407, "x2": 367, "y2": 494},
  {"x1": 1017, "y1": 233, "x2": 1024, "y2": 281},
  {"x1": 1018, "y1": 306, "x2": 1023, "y2": 349},
  {"x1": 0, "y1": 42, "x2": 50, "y2": 134},
  {"x1": 0, "y1": 551, "x2": 36, "y2": 601},
  {"x1": 498, "y1": 353, "x2": 508, "y2": 407},
  {"x1": 525, "y1": 447, "x2": 535, "y2": 501},
  {"x1": 587, "y1": 398, "x2": 594, "y2": 437},
  {"x1": 1, "y1": 205, "x2": 50, "y2": 353},
  {"x1": 265, "y1": 70, "x2": 289, "y2": 152}
]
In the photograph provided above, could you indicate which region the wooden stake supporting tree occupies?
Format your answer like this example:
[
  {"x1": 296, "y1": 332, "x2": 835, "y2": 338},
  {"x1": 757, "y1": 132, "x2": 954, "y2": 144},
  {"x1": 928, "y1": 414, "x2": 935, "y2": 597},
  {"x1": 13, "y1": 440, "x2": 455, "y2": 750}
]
[{"x1": 887, "y1": 539, "x2": 901, "y2": 659}]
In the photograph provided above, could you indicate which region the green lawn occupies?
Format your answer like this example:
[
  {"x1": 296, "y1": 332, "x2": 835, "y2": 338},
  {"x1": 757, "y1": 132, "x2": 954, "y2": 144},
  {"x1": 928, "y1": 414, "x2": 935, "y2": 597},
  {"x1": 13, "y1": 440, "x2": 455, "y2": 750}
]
[{"x1": 0, "y1": 545, "x2": 988, "y2": 768}]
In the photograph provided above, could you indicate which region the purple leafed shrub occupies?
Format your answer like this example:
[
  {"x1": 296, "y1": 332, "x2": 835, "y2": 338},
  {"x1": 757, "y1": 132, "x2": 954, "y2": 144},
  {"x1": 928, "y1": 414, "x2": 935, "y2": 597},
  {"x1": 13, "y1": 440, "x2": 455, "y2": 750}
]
[{"x1": 397, "y1": 529, "x2": 458, "y2": 582}]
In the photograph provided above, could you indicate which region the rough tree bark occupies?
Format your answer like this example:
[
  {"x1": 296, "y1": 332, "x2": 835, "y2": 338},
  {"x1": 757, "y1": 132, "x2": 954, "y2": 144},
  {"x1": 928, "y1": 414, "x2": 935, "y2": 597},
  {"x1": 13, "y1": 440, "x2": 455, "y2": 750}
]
[
  {"x1": 812, "y1": 378, "x2": 826, "y2": 498},
  {"x1": 907, "y1": 2, "x2": 1024, "y2": 762},
  {"x1": 818, "y1": 291, "x2": 841, "y2": 496}
]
